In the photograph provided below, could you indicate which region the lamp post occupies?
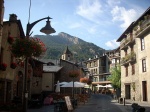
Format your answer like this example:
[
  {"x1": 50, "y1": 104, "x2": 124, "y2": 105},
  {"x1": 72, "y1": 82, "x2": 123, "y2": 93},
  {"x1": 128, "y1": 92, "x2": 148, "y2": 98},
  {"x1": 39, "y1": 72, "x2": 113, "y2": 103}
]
[{"x1": 23, "y1": 16, "x2": 55, "y2": 112}]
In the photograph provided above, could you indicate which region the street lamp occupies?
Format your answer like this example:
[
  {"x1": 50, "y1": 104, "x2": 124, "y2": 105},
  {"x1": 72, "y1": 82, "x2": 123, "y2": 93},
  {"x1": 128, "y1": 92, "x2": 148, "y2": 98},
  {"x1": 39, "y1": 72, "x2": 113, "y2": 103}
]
[
  {"x1": 26, "y1": 16, "x2": 55, "y2": 37},
  {"x1": 23, "y1": 16, "x2": 55, "y2": 112}
]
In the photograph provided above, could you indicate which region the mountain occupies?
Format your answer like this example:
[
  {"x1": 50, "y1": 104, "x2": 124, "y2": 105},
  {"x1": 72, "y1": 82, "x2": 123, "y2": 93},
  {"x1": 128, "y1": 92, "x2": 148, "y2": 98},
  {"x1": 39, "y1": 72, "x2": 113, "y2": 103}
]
[{"x1": 34, "y1": 32, "x2": 105, "y2": 61}]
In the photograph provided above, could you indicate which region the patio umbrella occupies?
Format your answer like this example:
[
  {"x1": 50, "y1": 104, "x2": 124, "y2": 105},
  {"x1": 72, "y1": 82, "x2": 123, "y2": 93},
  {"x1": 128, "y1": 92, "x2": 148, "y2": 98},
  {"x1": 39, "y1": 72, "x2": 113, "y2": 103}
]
[
  {"x1": 96, "y1": 85, "x2": 105, "y2": 87},
  {"x1": 61, "y1": 81, "x2": 85, "y2": 87},
  {"x1": 55, "y1": 81, "x2": 68, "y2": 86},
  {"x1": 84, "y1": 84, "x2": 90, "y2": 88},
  {"x1": 59, "y1": 82, "x2": 68, "y2": 85},
  {"x1": 55, "y1": 80, "x2": 60, "y2": 93},
  {"x1": 106, "y1": 84, "x2": 112, "y2": 88}
]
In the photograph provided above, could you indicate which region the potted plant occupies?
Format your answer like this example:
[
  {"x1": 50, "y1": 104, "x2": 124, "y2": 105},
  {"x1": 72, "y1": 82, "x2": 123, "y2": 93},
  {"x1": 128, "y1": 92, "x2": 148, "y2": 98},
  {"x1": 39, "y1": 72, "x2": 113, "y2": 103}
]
[
  {"x1": 80, "y1": 78, "x2": 89, "y2": 83},
  {"x1": 68, "y1": 70, "x2": 80, "y2": 78},
  {"x1": 7, "y1": 36, "x2": 14, "y2": 44},
  {"x1": 10, "y1": 62, "x2": 17, "y2": 69},
  {"x1": 10, "y1": 37, "x2": 46, "y2": 58},
  {"x1": 0, "y1": 63, "x2": 7, "y2": 71}
]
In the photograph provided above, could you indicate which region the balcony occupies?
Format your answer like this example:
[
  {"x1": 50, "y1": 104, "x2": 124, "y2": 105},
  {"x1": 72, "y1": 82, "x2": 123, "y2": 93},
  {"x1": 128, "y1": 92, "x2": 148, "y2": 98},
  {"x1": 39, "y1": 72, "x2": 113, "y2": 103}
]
[
  {"x1": 120, "y1": 35, "x2": 135, "y2": 50},
  {"x1": 134, "y1": 16, "x2": 150, "y2": 36},
  {"x1": 121, "y1": 51, "x2": 136, "y2": 66}
]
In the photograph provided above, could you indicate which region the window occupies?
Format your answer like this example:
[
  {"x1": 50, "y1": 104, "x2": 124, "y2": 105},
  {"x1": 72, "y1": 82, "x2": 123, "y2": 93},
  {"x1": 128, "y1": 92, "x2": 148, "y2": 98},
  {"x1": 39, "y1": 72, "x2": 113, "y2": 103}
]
[
  {"x1": 90, "y1": 62, "x2": 92, "y2": 67},
  {"x1": 112, "y1": 59, "x2": 115, "y2": 64},
  {"x1": 131, "y1": 46, "x2": 134, "y2": 52},
  {"x1": 131, "y1": 64, "x2": 135, "y2": 75},
  {"x1": 142, "y1": 59, "x2": 146, "y2": 72},
  {"x1": 0, "y1": 48, "x2": 3, "y2": 63},
  {"x1": 125, "y1": 66, "x2": 128, "y2": 77},
  {"x1": 67, "y1": 55, "x2": 70, "y2": 60},
  {"x1": 141, "y1": 37, "x2": 145, "y2": 50},
  {"x1": 125, "y1": 50, "x2": 127, "y2": 56},
  {"x1": 95, "y1": 69, "x2": 97, "y2": 74},
  {"x1": 94, "y1": 61, "x2": 97, "y2": 66}
]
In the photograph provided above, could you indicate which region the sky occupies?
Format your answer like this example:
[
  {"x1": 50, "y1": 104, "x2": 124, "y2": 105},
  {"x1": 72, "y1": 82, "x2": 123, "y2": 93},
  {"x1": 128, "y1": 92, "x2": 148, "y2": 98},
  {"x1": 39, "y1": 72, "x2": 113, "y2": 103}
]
[{"x1": 4, "y1": 0, "x2": 150, "y2": 50}]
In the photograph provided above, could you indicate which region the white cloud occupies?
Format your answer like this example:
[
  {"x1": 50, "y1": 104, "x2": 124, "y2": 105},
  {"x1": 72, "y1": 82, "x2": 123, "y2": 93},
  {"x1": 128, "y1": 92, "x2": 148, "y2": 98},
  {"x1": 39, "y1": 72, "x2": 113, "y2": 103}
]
[
  {"x1": 3, "y1": 18, "x2": 7, "y2": 21},
  {"x1": 69, "y1": 22, "x2": 82, "y2": 29},
  {"x1": 76, "y1": 0, "x2": 102, "y2": 23},
  {"x1": 111, "y1": 6, "x2": 139, "y2": 30},
  {"x1": 105, "y1": 39, "x2": 119, "y2": 49},
  {"x1": 106, "y1": 0, "x2": 120, "y2": 7},
  {"x1": 87, "y1": 26, "x2": 97, "y2": 34}
]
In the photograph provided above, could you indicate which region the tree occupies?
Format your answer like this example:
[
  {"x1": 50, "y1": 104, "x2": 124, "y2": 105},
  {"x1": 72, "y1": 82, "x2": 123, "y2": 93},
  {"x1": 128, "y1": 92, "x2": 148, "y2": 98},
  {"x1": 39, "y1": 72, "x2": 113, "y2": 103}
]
[{"x1": 107, "y1": 65, "x2": 121, "y2": 89}]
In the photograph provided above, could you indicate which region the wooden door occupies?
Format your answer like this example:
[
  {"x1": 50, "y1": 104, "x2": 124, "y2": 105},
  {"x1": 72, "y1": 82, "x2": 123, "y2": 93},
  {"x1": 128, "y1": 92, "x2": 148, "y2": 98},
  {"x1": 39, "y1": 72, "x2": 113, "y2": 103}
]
[{"x1": 142, "y1": 81, "x2": 147, "y2": 101}]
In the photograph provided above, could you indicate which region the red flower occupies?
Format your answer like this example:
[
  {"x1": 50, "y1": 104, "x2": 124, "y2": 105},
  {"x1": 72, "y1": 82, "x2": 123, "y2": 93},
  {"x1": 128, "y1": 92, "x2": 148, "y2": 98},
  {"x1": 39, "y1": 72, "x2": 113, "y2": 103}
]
[
  {"x1": 10, "y1": 62, "x2": 17, "y2": 69},
  {"x1": 68, "y1": 70, "x2": 80, "y2": 78},
  {"x1": 11, "y1": 37, "x2": 47, "y2": 58},
  {"x1": 11, "y1": 62, "x2": 17, "y2": 66},
  {"x1": 7, "y1": 36, "x2": 14, "y2": 44},
  {"x1": 0, "y1": 63, "x2": 7, "y2": 71},
  {"x1": 1, "y1": 63, "x2": 7, "y2": 68}
]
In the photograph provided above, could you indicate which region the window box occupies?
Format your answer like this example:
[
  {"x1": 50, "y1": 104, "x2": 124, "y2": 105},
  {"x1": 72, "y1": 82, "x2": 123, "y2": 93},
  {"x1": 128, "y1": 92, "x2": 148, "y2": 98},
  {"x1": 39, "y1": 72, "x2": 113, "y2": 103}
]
[
  {"x1": 10, "y1": 62, "x2": 17, "y2": 69},
  {"x1": 0, "y1": 63, "x2": 7, "y2": 71}
]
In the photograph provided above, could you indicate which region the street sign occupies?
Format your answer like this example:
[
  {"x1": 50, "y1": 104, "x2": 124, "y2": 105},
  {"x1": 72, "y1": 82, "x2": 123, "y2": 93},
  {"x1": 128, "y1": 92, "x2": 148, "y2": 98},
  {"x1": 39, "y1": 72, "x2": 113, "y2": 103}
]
[{"x1": 65, "y1": 96, "x2": 73, "y2": 111}]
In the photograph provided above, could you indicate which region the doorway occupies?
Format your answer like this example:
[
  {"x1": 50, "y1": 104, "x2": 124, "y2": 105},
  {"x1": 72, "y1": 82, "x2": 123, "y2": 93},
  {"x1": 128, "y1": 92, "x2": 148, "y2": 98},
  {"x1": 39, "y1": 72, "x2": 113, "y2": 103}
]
[
  {"x1": 125, "y1": 84, "x2": 131, "y2": 99},
  {"x1": 142, "y1": 81, "x2": 147, "y2": 101}
]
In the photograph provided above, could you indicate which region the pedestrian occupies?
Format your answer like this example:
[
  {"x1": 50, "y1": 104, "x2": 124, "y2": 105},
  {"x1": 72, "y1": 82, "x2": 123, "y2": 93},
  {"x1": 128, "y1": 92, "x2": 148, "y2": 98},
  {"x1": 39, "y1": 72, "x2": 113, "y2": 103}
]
[{"x1": 113, "y1": 90, "x2": 117, "y2": 100}]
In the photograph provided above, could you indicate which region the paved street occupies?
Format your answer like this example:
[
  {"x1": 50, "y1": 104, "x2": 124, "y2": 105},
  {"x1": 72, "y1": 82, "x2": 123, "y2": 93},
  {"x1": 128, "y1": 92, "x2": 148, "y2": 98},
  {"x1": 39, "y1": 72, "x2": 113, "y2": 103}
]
[
  {"x1": 74, "y1": 94, "x2": 129, "y2": 112},
  {"x1": 27, "y1": 94, "x2": 150, "y2": 112},
  {"x1": 27, "y1": 94, "x2": 131, "y2": 112}
]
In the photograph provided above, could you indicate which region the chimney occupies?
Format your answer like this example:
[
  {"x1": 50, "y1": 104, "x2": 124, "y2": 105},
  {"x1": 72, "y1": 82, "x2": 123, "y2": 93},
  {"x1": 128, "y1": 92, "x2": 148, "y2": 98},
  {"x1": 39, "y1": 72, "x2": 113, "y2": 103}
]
[{"x1": 9, "y1": 14, "x2": 17, "y2": 21}]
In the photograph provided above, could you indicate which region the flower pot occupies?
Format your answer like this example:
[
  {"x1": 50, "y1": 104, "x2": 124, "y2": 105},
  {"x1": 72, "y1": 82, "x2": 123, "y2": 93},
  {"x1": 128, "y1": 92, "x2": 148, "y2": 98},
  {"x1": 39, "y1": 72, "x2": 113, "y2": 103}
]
[
  {"x1": 0, "y1": 63, "x2": 7, "y2": 71},
  {"x1": 11, "y1": 64, "x2": 17, "y2": 69},
  {"x1": 10, "y1": 63, "x2": 17, "y2": 69},
  {"x1": 0, "y1": 65, "x2": 7, "y2": 71},
  {"x1": 7, "y1": 36, "x2": 14, "y2": 44}
]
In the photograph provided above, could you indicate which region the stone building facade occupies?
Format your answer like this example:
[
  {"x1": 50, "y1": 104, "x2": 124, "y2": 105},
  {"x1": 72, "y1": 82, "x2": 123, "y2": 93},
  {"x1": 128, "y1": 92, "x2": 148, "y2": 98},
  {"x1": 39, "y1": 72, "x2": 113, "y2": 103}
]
[
  {"x1": 61, "y1": 46, "x2": 73, "y2": 61},
  {"x1": 106, "y1": 47, "x2": 120, "y2": 68},
  {"x1": 0, "y1": 14, "x2": 25, "y2": 103},
  {"x1": 84, "y1": 55, "x2": 111, "y2": 91},
  {"x1": 117, "y1": 7, "x2": 150, "y2": 103}
]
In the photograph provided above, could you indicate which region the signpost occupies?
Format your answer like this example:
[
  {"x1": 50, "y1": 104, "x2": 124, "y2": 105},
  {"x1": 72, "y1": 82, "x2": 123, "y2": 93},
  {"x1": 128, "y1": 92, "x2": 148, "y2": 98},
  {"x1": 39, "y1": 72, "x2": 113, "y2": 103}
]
[{"x1": 65, "y1": 96, "x2": 73, "y2": 111}]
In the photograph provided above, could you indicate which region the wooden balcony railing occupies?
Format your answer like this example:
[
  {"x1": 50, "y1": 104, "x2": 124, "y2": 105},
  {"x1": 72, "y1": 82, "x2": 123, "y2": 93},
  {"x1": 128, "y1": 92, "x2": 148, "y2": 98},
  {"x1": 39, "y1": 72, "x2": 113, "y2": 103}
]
[
  {"x1": 120, "y1": 36, "x2": 135, "y2": 50},
  {"x1": 134, "y1": 15, "x2": 150, "y2": 36},
  {"x1": 121, "y1": 52, "x2": 136, "y2": 66}
]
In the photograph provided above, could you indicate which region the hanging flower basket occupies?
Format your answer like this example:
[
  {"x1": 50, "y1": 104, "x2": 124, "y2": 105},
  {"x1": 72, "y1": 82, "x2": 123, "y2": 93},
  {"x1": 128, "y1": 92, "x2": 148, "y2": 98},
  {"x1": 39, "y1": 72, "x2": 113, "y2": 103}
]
[
  {"x1": 0, "y1": 63, "x2": 7, "y2": 71},
  {"x1": 7, "y1": 36, "x2": 14, "y2": 44},
  {"x1": 80, "y1": 78, "x2": 89, "y2": 83},
  {"x1": 10, "y1": 37, "x2": 46, "y2": 58},
  {"x1": 10, "y1": 62, "x2": 17, "y2": 69},
  {"x1": 68, "y1": 70, "x2": 80, "y2": 78}
]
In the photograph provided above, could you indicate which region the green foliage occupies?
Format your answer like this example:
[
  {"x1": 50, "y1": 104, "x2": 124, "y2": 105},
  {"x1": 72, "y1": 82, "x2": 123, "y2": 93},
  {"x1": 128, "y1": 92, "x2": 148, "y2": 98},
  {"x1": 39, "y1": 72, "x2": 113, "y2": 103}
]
[{"x1": 107, "y1": 65, "x2": 121, "y2": 89}]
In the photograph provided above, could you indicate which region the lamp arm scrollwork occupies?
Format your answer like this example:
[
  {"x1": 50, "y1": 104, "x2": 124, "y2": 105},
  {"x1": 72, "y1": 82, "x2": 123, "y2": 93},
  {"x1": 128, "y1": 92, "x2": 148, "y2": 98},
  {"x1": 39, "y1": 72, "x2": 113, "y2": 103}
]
[{"x1": 26, "y1": 16, "x2": 52, "y2": 36}]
